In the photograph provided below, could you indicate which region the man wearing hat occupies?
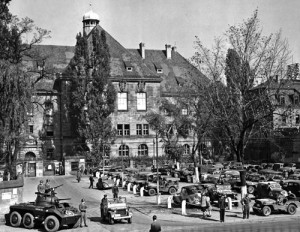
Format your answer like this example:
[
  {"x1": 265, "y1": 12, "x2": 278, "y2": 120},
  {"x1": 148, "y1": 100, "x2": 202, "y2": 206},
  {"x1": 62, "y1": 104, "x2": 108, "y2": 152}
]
[
  {"x1": 218, "y1": 193, "x2": 226, "y2": 222},
  {"x1": 45, "y1": 179, "x2": 51, "y2": 193},
  {"x1": 241, "y1": 193, "x2": 251, "y2": 219},
  {"x1": 100, "y1": 194, "x2": 108, "y2": 220},
  {"x1": 37, "y1": 180, "x2": 45, "y2": 193},
  {"x1": 79, "y1": 198, "x2": 88, "y2": 227}
]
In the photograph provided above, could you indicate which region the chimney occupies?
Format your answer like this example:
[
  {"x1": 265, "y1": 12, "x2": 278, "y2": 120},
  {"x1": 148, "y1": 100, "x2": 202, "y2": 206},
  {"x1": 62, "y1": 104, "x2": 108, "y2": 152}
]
[
  {"x1": 172, "y1": 46, "x2": 177, "y2": 52},
  {"x1": 165, "y1": 44, "x2": 172, "y2": 59},
  {"x1": 139, "y1": 42, "x2": 145, "y2": 59}
]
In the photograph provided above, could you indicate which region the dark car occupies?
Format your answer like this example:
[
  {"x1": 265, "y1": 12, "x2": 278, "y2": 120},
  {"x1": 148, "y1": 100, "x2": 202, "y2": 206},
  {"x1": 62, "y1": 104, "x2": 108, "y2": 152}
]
[
  {"x1": 280, "y1": 180, "x2": 300, "y2": 197},
  {"x1": 173, "y1": 167, "x2": 195, "y2": 183},
  {"x1": 173, "y1": 184, "x2": 206, "y2": 207}
]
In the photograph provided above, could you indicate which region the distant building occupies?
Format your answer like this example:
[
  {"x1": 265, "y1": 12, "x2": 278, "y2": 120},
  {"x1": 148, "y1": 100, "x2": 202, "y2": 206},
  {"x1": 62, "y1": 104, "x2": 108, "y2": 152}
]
[{"x1": 18, "y1": 9, "x2": 207, "y2": 176}]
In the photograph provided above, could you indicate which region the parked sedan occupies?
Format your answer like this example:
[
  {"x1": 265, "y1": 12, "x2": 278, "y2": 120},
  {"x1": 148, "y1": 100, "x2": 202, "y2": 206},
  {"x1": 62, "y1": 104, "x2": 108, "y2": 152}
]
[{"x1": 281, "y1": 180, "x2": 300, "y2": 197}]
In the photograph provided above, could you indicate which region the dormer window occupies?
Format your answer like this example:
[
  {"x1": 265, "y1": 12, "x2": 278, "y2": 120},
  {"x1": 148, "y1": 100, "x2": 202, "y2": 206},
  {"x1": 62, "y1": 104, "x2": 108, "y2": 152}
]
[
  {"x1": 124, "y1": 61, "x2": 133, "y2": 72},
  {"x1": 154, "y1": 62, "x2": 163, "y2": 74}
]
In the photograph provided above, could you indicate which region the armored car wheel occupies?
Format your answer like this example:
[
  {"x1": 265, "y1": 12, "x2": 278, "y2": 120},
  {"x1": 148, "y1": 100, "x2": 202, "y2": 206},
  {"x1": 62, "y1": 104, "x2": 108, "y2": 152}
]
[
  {"x1": 23, "y1": 213, "x2": 35, "y2": 229},
  {"x1": 262, "y1": 206, "x2": 271, "y2": 216},
  {"x1": 168, "y1": 187, "x2": 177, "y2": 195},
  {"x1": 9, "y1": 211, "x2": 22, "y2": 227},
  {"x1": 287, "y1": 204, "x2": 297, "y2": 215},
  {"x1": 44, "y1": 215, "x2": 60, "y2": 232},
  {"x1": 148, "y1": 188, "x2": 156, "y2": 196}
]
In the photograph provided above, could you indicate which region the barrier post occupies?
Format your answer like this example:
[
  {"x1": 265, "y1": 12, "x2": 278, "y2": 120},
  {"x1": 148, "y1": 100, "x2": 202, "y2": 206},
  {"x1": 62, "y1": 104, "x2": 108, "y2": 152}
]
[
  {"x1": 122, "y1": 180, "x2": 126, "y2": 188},
  {"x1": 116, "y1": 179, "x2": 120, "y2": 187},
  {"x1": 167, "y1": 196, "x2": 173, "y2": 209},
  {"x1": 140, "y1": 187, "x2": 144, "y2": 197},
  {"x1": 127, "y1": 183, "x2": 131, "y2": 192},
  {"x1": 133, "y1": 185, "x2": 137, "y2": 194},
  {"x1": 182, "y1": 200, "x2": 187, "y2": 215}
]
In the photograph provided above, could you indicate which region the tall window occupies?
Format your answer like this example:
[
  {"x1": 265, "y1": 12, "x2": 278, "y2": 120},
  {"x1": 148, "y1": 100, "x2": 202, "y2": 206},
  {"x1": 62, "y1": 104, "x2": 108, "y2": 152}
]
[
  {"x1": 280, "y1": 96, "x2": 285, "y2": 105},
  {"x1": 117, "y1": 124, "x2": 130, "y2": 136},
  {"x1": 138, "y1": 144, "x2": 148, "y2": 156},
  {"x1": 137, "y1": 92, "x2": 146, "y2": 110},
  {"x1": 118, "y1": 92, "x2": 128, "y2": 110},
  {"x1": 183, "y1": 144, "x2": 190, "y2": 155},
  {"x1": 29, "y1": 125, "x2": 34, "y2": 133},
  {"x1": 119, "y1": 145, "x2": 129, "y2": 157},
  {"x1": 296, "y1": 115, "x2": 300, "y2": 124},
  {"x1": 282, "y1": 115, "x2": 286, "y2": 125},
  {"x1": 136, "y1": 124, "x2": 149, "y2": 135},
  {"x1": 46, "y1": 125, "x2": 54, "y2": 137},
  {"x1": 182, "y1": 109, "x2": 188, "y2": 115}
]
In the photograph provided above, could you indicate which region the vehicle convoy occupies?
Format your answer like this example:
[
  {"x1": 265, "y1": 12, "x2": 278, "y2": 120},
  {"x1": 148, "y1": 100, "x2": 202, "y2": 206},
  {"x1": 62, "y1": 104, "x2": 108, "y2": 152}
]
[
  {"x1": 144, "y1": 176, "x2": 179, "y2": 196},
  {"x1": 5, "y1": 185, "x2": 81, "y2": 232},
  {"x1": 252, "y1": 190, "x2": 299, "y2": 216},
  {"x1": 101, "y1": 197, "x2": 132, "y2": 224}
]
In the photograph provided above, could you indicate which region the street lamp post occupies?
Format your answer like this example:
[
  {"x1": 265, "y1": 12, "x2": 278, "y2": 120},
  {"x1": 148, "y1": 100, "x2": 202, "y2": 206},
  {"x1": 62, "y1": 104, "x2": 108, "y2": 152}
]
[{"x1": 156, "y1": 132, "x2": 160, "y2": 204}]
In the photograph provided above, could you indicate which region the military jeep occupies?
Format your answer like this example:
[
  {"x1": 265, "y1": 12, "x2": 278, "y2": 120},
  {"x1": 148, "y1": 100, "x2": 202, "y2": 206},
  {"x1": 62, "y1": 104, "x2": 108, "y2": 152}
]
[
  {"x1": 144, "y1": 176, "x2": 179, "y2": 196},
  {"x1": 101, "y1": 197, "x2": 132, "y2": 224},
  {"x1": 252, "y1": 193, "x2": 298, "y2": 216}
]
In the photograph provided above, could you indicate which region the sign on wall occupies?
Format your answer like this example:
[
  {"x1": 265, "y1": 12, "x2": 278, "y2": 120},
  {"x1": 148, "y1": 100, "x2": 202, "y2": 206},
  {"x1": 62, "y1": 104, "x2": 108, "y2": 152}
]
[{"x1": 2, "y1": 192, "x2": 12, "y2": 200}]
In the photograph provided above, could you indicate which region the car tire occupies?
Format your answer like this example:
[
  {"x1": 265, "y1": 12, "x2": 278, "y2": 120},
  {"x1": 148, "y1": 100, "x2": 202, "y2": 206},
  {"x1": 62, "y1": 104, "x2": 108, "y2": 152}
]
[
  {"x1": 23, "y1": 213, "x2": 35, "y2": 229},
  {"x1": 148, "y1": 188, "x2": 156, "y2": 196},
  {"x1": 247, "y1": 186, "x2": 255, "y2": 194},
  {"x1": 127, "y1": 217, "x2": 132, "y2": 224},
  {"x1": 9, "y1": 211, "x2": 22, "y2": 227},
  {"x1": 287, "y1": 204, "x2": 297, "y2": 215},
  {"x1": 168, "y1": 187, "x2": 177, "y2": 195},
  {"x1": 262, "y1": 206, "x2": 271, "y2": 216},
  {"x1": 44, "y1": 215, "x2": 60, "y2": 232}
]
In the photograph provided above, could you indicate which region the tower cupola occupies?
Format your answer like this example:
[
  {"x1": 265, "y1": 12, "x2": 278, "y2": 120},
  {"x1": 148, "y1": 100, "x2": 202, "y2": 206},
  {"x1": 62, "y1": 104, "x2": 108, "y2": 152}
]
[{"x1": 82, "y1": 10, "x2": 100, "y2": 35}]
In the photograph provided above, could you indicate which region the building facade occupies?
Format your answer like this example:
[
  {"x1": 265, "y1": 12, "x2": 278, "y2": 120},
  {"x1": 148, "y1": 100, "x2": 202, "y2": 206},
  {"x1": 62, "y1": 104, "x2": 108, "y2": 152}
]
[{"x1": 18, "y1": 9, "x2": 207, "y2": 176}]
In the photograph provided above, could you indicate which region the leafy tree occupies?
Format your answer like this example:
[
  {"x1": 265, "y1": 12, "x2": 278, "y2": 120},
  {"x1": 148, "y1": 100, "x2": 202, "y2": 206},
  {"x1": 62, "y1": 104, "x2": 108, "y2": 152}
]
[
  {"x1": 0, "y1": 0, "x2": 50, "y2": 175},
  {"x1": 191, "y1": 10, "x2": 291, "y2": 162},
  {"x1": 68, "y1": 28, "x2": 116, "y2": 166}
]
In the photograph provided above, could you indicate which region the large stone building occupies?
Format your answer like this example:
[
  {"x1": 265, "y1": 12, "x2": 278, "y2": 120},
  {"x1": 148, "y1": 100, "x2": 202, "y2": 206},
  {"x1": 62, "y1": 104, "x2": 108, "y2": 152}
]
[{"x1": 18, "y1": 9, "x2": 206, "y2": 176}]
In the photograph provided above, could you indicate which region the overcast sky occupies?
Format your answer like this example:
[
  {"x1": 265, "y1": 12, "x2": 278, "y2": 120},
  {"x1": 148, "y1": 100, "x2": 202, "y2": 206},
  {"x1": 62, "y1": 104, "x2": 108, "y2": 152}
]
[{"x1": 9, "y1": 0, "x2": 300, "y2": 63}]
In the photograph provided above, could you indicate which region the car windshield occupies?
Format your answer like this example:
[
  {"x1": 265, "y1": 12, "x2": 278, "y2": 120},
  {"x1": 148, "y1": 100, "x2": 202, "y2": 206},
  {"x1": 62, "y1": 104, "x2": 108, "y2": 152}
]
[{"x1": 287, "y1": 164, "x2": 295, "y2": 167}]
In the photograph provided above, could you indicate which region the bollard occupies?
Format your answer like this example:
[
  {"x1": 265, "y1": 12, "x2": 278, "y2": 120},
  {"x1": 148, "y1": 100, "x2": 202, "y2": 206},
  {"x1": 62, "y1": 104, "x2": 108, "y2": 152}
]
[
  {"x1": 116, "y1": 179, "x2": 120, "y2": 187},
  {"x1": 96, "y1": 172, "x2": 99, "y2": 178},
  {"x1": 157, "y1": 193, "x2": 161, "y2": 205},
  {"x1": 227, "y1": 197, "x2": 232, "y2": 211},
  {"x1": 127, "y1": 183, "x2": 131, "y2": 192},
  {"x1": 182, "y1": 200, "x2": 187, "y2": 215},
  {"x1": 140, "y1": 187, "x2": 144, "y2": 197},
  {"x1": 133, "y1": 185, "x2": 137, "y2": 194},
  {"x1": 122, "y1": 180, "x2": 126, "y2": 188},
  {"x1": 167, "y1": 196, "x2": 173, "y2": 209},
  {"x1": 113, "y1": 177, "x2": 116, "y2": 183}
]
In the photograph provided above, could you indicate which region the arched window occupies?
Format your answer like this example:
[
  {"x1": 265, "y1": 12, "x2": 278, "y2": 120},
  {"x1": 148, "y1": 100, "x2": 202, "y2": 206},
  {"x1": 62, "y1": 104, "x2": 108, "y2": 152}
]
[
  {"x1": 183, "y1": 144, "x2": 190, "y2": 155},
  {"x1": 119, "y1": 145, "x2": 129, "y2": 157},
  {"x1": 25, "y1": 152, "x2": 36, "y2": 161},
  {"x1": 138, "y1": 144, "x2": 148, "y2": 156}
]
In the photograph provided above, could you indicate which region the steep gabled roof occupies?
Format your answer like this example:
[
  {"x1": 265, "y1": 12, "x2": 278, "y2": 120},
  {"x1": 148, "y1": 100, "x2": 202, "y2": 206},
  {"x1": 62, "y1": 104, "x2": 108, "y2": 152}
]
[
  {"x1": 128, "y1": 48, "x2": 208, "y2": 93},
  {"x1": 87, "y1": 25, "x2": 161, "y2": 81}
]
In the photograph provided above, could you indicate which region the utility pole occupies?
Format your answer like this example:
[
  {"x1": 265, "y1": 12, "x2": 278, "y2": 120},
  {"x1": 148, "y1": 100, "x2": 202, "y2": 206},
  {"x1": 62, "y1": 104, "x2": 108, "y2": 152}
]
[{"x1": 156, "y1": 132, "x2": 160, "y2": 204}]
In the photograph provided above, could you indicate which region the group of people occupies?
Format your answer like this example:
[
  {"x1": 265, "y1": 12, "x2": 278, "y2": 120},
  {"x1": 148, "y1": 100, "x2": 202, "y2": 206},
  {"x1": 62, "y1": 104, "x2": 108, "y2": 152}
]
[
  {"x1": 37, "y1": 179, "x2": 51, "y2": 193},
  {"x1": 217, "y1": 193, "x2": 251, "y2": 222}
]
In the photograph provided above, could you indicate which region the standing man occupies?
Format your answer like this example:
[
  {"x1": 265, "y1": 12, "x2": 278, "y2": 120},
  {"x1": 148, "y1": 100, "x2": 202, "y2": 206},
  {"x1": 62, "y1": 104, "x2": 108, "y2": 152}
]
[
  {"x1": 149, "y1": 215, "x2": 161, "y2": 232},
  {"x1": 241, "y1": 193, "x2": 251, "y2": 219},
  {"x1": 77, "y1": 169, "x2": 81, "y2": 183},
  {"x1": 112, "y1": 183, "x2": 119, "y2": 199},
  {"x1": 100, "y1": 194, "x2": 108, "y2": 220},
  {"x1": 45, "y1": 179, "x2": 51, "y2": 193},
  {"x1": 37, "y1": 180, "x2": 45, "y2": 193},
  {"x1": 79, "y1": 199, "x2": 88, "y2": 227},
  {"x1": 218, "y1": 194, "x2": 226, "y2": 223},
  {"x1": 89, "y1": 175, "x2": 94, "y2": 189}
]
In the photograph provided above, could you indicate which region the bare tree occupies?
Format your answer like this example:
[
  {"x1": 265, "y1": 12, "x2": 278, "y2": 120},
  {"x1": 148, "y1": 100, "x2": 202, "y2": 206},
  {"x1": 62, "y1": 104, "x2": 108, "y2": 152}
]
[{"x1": 191, "y1": 10, "x2": 291, "y2": 162}]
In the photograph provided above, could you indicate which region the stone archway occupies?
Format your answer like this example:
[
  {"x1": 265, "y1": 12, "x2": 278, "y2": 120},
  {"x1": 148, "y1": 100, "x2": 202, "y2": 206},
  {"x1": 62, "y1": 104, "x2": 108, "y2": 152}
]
[{"x1": 25, "y1": 152, "x2": 36, "y2": 161}]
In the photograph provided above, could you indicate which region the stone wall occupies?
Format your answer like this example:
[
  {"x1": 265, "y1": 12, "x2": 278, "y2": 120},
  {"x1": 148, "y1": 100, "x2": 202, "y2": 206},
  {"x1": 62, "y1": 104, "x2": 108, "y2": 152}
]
[{"x1": 0, "y1": 175, "x2": 24, "y2": 214}]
